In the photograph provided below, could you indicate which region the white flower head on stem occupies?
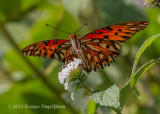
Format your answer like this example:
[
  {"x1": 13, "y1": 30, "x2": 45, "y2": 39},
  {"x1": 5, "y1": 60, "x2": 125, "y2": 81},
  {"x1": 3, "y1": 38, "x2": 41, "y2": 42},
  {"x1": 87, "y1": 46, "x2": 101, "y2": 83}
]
[{"x1": 58, "y1": 58, "x2": 82, "y2": 90}]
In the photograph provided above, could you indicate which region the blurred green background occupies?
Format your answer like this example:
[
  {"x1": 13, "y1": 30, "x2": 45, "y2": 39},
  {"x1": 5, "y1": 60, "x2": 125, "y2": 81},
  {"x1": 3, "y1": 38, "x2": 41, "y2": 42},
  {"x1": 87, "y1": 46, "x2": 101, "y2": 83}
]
[{"x1": 0, "y1": 0, "x2": 160, "y2": 114}]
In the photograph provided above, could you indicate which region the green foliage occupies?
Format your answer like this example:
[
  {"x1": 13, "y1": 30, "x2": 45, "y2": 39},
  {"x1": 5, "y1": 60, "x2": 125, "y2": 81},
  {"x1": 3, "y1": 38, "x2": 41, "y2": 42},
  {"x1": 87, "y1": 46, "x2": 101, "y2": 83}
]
[
  {"x1": 91, "y1": 85, "x2": 120, "y2": 109},
  {"x1": 120, "y1": 57, "x2": 160, "y2": 106},
  {"x1": 120, "y1": 34, "x2": 160, "y2": 107},
  {"x1": 87, "y1": 99, "x2": 99, "y2": 114},
  {"x1": 130, "y1": 34, "x2": 160, "y2": 88}
]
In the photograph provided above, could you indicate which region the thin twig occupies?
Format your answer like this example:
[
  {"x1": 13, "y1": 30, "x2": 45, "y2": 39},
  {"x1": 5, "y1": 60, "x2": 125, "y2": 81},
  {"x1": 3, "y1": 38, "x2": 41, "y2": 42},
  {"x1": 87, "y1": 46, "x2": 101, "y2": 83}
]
[
  {"x1": 83, "y1": 82, "x2": 92, "y2": 93},
  {"x1": 0, "y1": 21, "x2": 79, "y2": 114},
  {"x1": 78, "y1": 77, "x2": 92, "y2": 93}
]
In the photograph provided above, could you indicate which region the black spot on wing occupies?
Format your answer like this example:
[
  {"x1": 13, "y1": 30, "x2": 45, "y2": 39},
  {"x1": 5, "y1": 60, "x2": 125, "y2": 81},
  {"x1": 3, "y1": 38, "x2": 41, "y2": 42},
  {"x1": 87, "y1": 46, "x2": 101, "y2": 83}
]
[
  {"x1": 115, "y1": 32, "x2": 118, "y2": 35},
  {"x1": 92, "y1": 31, "x2": 96, "y2": 34},
  {"x1": 104, "y1": 36, "x2": 109, "y2": 38},
  {"x1": 106, "y1": 44, "x2": 110, "y2": 49},
  {"x1": 97, "y1": 31, "x2": 102, "y2": 34},
  {"x1": 121, "y1": 36, "x2": 129, "y2": 39},
  {"x1": 50, "y1": 53, "x2": 54, "y2": 59},
  {"x1": 44, "y1": 41, "x2": 49, "y2": 45},
  {"x1": 43, "y1": 51, "x2": 47, "y2": 58},
  {"x1": 118, "y1": 29, "x2": 122, "y2": 32},
  {"x1": 103, "y1": 26, "x2": 113, "y2": 30}
]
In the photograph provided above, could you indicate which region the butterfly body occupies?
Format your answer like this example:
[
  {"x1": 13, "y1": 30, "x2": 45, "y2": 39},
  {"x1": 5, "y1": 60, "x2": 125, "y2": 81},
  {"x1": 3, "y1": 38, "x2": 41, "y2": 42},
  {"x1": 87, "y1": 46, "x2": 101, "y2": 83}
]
[
  {"x1": 69, "y1": 34, "x2": 82, "y2": 54},
  {"x1": 21, "y1": 21, "x2": 149, "y2": 73}
]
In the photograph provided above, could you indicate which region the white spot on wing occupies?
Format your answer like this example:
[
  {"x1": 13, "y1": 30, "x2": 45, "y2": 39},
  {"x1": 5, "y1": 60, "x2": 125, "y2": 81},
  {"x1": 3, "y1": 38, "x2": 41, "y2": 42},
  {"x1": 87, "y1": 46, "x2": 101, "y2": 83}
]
[
  {"x1": 64, "y1": 42, "x2": 71, "y2": 45},
  {"x1": 93, "y1": 40, "x2": 100, "y2": 42},
  {"x1": 87, "y1": 53, "x2": 91, "y2": 61},
  {"x1": 99, "y1": 54, "x2": 104, "y2": 59},
  {"x1": 54, "y1": 53, "x2": 59, "y2": 59},
  {"x1": 108, "y1": 55, "x2": 113, "y2": 63},
  {"x1": 102, "y1": 62, "x2": 106, "y2": 67},
  {"x1": 81, "y1": 39, "x2": 92, "y2": 43},
  {"x1": 61, "y1": 45, "x2": 66, "y2": 48},
  {"x1": 23, "y1": 51, "x2": 27, "y2": 55},
  {"x1": 60, "y1": 53, "x2": 64, "y2": 60},
  {"x1": 139, "y1": 24, "x2": 146, "y2": 27},
  {"x1": 82, "y1": 46, "x2": 87, "y2": 51},
  {"x1": 129, "y1": 28, "x2": 138, "y2": 31},
  {"x1": 29, "y1": 46, "x2": 34, "y2": 50},
  {"x1": 127, "y1": 23, "x2": 134, "y2": 25},
  {"x1": 114, "y1": 43, "x2": 121, "y2": 51},
  {"x1": 27, "y1": 51, "x2": 31, "y2": 55},
  {"x1": 61, "y1": 49, "x2": 65, "y2": 53},
  {"x1": 34, "y1": 50, "x2": 40, "y2": 56},
  {"x1": 86, "y1": 44, "x2": 100, "y2": 51},
  {"x1": 94, "y1": 56, "x2": 98, "y2": 62}
]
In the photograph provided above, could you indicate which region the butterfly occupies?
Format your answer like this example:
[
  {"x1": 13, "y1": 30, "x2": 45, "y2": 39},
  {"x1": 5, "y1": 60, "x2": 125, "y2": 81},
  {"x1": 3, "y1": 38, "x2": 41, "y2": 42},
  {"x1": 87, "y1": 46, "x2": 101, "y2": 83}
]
[{"x1": 21, "y1": 21, "x2": 149, "y2": 73}]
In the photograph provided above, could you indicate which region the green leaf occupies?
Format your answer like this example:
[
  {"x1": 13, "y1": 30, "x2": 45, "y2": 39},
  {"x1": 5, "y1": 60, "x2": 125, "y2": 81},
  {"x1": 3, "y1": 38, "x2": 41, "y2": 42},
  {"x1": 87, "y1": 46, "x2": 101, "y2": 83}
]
[
  {"x1": 87, "y1": 99, "x2": 99, "y2": 114},
  {"x1": 91, "y1": 84, "x2": 120, "y2": 109},
  {"x1": 120, "y1": 58, "x2": 160, "y2": 106},
  {"x1": 130, "y1": 34, "x2": 160, "y2": 88},
  {"x1": 71, "y1": 82, "x2": 84, "y2": 100},
  {"x1": 134, "y1": 87, "x2": 141, "y2": 100},
  {"x1": 134, "y1": 58, "x2": 160, "y2": 83}
]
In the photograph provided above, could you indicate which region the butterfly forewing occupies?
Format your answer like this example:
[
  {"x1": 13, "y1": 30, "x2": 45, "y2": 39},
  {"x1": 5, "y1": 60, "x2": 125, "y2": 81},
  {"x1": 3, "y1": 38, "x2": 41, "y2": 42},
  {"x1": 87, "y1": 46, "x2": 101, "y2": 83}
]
[
  {"x1": 21, "y1": 39, "x2": 71, "y2": 62},
  {"x1": 81, "y1": 21, "x2": 149, "y2": 42}
]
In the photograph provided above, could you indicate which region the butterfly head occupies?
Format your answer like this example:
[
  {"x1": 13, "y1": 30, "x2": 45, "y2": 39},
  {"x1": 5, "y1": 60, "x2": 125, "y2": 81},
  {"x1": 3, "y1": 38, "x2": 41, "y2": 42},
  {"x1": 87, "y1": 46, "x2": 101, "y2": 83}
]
[{"x1": 69, "y1": 34, "x2": 79, "y2": 41}]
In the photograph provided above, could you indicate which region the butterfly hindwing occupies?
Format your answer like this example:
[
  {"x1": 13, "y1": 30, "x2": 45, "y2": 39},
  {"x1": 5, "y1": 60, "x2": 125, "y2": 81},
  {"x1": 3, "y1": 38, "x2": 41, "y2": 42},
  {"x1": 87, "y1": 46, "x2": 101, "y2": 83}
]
[
  {"x1": 81, "y1": 39, "x2": 121, "y2": 72},
  {"x1": 81, "y1": 21, "x2": 149, "y2": 43},
  {"x1": 21, "y1": 39, "x2": 71, "y2": 62}
]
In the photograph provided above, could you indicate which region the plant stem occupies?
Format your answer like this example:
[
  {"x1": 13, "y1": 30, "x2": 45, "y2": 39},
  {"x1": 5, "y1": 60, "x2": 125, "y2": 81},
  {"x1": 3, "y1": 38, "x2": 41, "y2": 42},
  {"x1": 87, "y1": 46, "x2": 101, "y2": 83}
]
[
  {"x1": 79, "y1": 78, "x2": 92, "y2": 93},
  {"x1": 0, "y1": 21, "x2": 79, "y2": 114},
  {"x1": 83, "y1": 82, "x2": 92, "y2": 93}
]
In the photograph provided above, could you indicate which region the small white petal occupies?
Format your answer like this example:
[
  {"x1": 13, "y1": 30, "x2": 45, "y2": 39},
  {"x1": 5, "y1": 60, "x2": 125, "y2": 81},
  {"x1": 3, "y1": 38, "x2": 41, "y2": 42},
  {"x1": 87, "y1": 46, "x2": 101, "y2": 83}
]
[{"x1": 64, "y1": 80, "x2": 69, "y2": 90}]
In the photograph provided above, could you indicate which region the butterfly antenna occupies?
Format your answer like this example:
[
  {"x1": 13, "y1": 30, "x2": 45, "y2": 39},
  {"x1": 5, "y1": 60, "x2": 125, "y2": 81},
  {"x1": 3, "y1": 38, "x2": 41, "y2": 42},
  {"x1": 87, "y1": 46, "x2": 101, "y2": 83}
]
[
  {"x1": 74, "y1": 24, "x2": 87, "y2": 34},
  {"x1": 46, "y1": 24, "x2": 71, "y2": 35}
]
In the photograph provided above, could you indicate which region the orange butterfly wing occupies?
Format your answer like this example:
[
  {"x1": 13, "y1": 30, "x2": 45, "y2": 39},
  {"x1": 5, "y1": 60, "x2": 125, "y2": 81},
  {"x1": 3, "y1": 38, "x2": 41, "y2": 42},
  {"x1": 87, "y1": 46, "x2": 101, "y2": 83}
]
[
  {"x1": 81, "y1": 21, "x2": 149, "y2": 42},
  {"x1": 81, "y1": 39, "x2": 121, "y2": 72},
  {"x1": 21, "y1": 39, "x2": 72, "y2": 62},
  {"x1": 81, "y1": 21, "x2": 149, "y2": 72}
]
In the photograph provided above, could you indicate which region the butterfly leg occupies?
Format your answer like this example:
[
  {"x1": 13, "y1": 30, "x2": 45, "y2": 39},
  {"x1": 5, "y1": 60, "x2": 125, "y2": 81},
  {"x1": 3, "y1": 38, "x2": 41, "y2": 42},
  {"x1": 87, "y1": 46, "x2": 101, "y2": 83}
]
[
  {"x1": 64, "y1": 49, "x2": 86, "y2": 68},
  {"x1": 64, "y1": 50, "x2": 74, "y2": 64},
  {"x1": 76, "y1": 49, "x2": 86, "y2": 67}
]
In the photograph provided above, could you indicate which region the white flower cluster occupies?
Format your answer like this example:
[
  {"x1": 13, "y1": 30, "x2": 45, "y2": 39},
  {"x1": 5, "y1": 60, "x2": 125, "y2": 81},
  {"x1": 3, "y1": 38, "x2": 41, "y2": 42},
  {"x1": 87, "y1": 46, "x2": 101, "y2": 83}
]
[{"x1": 58, "y1": 58, "x2": 82, "y2": 90}]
